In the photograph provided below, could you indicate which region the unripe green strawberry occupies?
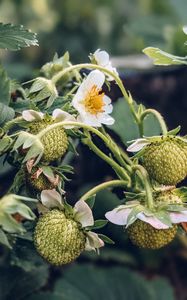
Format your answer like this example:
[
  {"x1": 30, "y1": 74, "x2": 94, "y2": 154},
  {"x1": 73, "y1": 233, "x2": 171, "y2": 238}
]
[
  {"x1": 142, "y1": 136, "x2": 187, "y2": 185},
  {"x1": 127, "y1": 219, "x2": 177, "y2": 249},
  {"x1": 29, "y1": 117, "x2": 68, "y2": 162},
  {"x1": 26, "y1": 168, "x2": 55, "y2": 192},
  {"x1": 155, "y1": 191, "x2": 183, "y2": 206},
  {"x1": 34, "y1": 209, "x2": 86, "y2": 265}
]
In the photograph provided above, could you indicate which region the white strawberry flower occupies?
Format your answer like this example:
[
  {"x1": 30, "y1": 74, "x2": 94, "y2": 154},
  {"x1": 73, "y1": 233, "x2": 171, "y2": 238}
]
[
  {"x1": 72, "y1": 70, "x2": 114, "y2": 127},
  {"x1": 105, "y1": 201, "x2": 187, "y2": 229},
  {"x1": 40, "y1": 190, "x2": 104, "y2": 251},
  {"x1": 22, "y1": 109, "x2": 77, "y2": 129},
  {"x1": 92, "y1": 49, "x2": 119, "y2": 81}
]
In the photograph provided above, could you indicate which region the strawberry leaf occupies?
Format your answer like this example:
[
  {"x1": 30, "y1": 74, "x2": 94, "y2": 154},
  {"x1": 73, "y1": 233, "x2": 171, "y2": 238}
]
[{"x1": 0, "y1": 23, "x2": 38, "y2": 50}]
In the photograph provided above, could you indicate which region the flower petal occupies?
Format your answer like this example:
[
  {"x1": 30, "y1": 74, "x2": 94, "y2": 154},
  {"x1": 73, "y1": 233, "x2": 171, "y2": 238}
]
[
  {"x1": 52, "y1": 109, "x2": 77, "y2": 128},
  {"x1": 105, "y1": 206, "x2": 132, "y2": 225},
  {"x1": 137, "y1": 212, "x2": 169, "y2": 229},
  {"x1": 169, "y1": 211, "x2": 187, "y2": 223},
  {"x1": 41, "y1": 190, "x2": 64, "y2": 209},
  {"x1": 72, "y1": 70, "x2": 105, "y2": 108},
  {"x1": 127, "y1": 139, "x2": 149, "y2": 152},
  {"x1": 94, "y1": 49, "x2": 110, "y2": 66},
  {"x1": 78, "y1": 113, "x2": 102, "y2": 127},
  {"x1": 22, "y1": 110, "x2": 44, "y2": 121},
  {"x1": 74, "y1": 200, "x2": 94, "y2": 227},
  {"x1": 85, "y1": 231, "x2": 104, "y2": 251},
  {"x1": 97, "y1": 114, "x2": 115, "y2": 125}
]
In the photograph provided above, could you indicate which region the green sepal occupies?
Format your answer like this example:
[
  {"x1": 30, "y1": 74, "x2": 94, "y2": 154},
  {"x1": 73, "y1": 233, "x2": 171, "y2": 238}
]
[
  {"x1": 126, "y1": 205, "x2": 144, "y2": 227},
  {"x1": 167, "y1": 126, "x2": 181, "y2": 136},
  {"x1": 86, "y1": 194, "x2": 96, "y2": 209},
  {"x1": 0, "y1": 135, "x2": 12, "y2": 154},
  {"x1": 98, "y1": 234, "x2": 115, "y2": 244},
  {"x1": 41, "y1": 165, "x2": 55, "y2": 179},
  {"x1": 64, "y1": 200, "x2": 74, "y2": 217},
  {"x1": 154, "y1": 211, "x2": 172, "y2": 228},
  {"x1": 0, "y1": 228, "x2": 12, "y2": 248},
  {"x1": 88, "y1": 219, "x2": 108, "y2": 230}
]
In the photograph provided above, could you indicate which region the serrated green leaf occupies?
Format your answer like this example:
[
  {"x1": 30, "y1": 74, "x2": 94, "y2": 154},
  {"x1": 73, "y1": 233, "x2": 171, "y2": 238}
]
[
  {"x1": 143, "y1": 47, "x2": 187, "y2": 66},
  {"x1": 0, "y1": 23, "x2": 38, "y2": 50},
  {"x1": 0, "y1": 65, "x2": 10, "y2": 104},
  {"x1": 0, "y1": 103, "x2": 15, "y2": 126}
]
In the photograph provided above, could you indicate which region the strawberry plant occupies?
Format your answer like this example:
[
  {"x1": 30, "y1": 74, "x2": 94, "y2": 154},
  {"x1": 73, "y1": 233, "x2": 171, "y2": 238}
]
[{"x1": 1, "y1": 22, "x2": 187, "y2": 299}]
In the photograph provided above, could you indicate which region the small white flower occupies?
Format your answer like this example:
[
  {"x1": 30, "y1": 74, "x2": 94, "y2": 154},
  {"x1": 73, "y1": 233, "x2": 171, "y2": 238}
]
[
  {"x1": 22, "y1": 109, "x2": 77, "y2": 129},
  {"x1": 105, "y1": 202, "x2": 187, "y2": 229},
  {"x1": 93, "y1": 49, "x2": 119, "y2": 81},
  {"x1": 72, "y1": 70, "x2": 114, "y2": 127}
]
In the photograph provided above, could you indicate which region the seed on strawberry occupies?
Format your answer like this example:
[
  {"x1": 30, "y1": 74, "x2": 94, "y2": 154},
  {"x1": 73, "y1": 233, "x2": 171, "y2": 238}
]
[
  {"x1": 34, "y1": 209, "x2": 86, "y2": 265},
  {"x1": 142, "y1": 136, "x2": 187, "y2": 185},
  {"x1": 154, "y1": 190, "x2": 183, "y2": 206},
  {"x1": 29, "y1": 117, "x2": 68, "y2": 163},
  {"x1": 127, "y1": 219, "x2": 177, "y2": 249}
]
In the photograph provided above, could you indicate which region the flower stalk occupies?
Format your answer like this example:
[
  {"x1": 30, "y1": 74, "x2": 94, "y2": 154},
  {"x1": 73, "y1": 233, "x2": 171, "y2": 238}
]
[{"x1": 80, "y1": 180, "x2": 128, "y2": 202}]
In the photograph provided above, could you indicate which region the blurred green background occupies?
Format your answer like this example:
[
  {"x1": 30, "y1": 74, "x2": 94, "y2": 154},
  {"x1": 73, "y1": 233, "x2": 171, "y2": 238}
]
[
  {"x1": 0, "y1": 0, "x2": 187, "y2": 72},
  {"x1": 1, "y1": 1, "x2": 187, "y2": 299}
]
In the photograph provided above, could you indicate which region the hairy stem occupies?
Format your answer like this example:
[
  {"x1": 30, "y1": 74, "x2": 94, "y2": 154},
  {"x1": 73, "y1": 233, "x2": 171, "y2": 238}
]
[
  {"x1": 3, "y1": 117, "x2": 23, "y2": 132},
  {"x1": 139, "y1": 109, "x2": 168, "y2": 136},
  {"x1": 133, "y1": 165, "x2": 154, "y2": 209},
  {"x1": 83, "y1": 136, "x2": 131, "y2": 183},
  {"x1": 80, "y1": 180, "x2": 128, "y2": 202}
]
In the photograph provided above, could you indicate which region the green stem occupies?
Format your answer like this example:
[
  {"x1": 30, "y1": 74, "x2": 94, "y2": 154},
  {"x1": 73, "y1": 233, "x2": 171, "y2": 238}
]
[
  {"x1": 139, "y1": 109, "x2": 168, "y2": 136},
  {"x1": 80, "y1": 180, "x2": 128, "y2": 202},
  {"x1": 37, "y1": 121, "x2": 109, "y2": 142},
  {"x1": 3, "y1": 117, "x2": 23, "y2": 132},
  {"x1": 133, "y1": 165, "x2": 154, "y2": 209},
  {"x1": 100, "y1": 127, "x2": 132, "y2": 172},
  {"x1": 37, "y1": 121, "x2": 132, "y2": 174},
  {"x1": 52, "y1": 63, "x2": 139, "y2": 124},
  {"x1": 83, "y1": 135, "x2": 131, "y2": 183}
]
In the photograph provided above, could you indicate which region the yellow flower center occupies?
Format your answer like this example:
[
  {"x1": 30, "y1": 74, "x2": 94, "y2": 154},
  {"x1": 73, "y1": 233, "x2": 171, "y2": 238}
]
[{"x1": 82, "y1": 85, "x2": 105, "y2": 115}]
